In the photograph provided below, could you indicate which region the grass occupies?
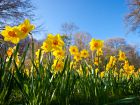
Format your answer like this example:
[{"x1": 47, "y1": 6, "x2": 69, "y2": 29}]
[{"x1": 0, "y1": 41, "x2": 140, "y2": 105}]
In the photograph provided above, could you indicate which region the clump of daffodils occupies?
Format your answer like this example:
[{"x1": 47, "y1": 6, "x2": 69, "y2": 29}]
[
  {"x1": 1, "y1": 19, "x2": 140, "y2": 79},
  {"x1": 41, "y1": 33, "x2": 65, "y2": 74},
  {"x1": 69, "y1": 46, "x2": 89, "y2": 62},
  {"x1": 1, "y1": 19, "x2": 35, "y2": 44}
]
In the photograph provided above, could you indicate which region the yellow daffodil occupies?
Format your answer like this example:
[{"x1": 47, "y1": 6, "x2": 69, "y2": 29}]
[
  {"x1": 118, "y1": 50, "x2": 126, "y2": 61},
  {"x1": 52, "y1": 59, "x2": 64, "y2": 74},
  {"x1": 7, "y1": 47, "x2": 14, "y2": 57},
  {"x1": 123, "y1": 60, "x2": 134, "y2": 76},
  {"x1": 41, "y1": 39, "x2": 52, "y2": 52},
  {"x1": 96, "y1": 48, "x2": 103, "y2": 56},
  {"x1": 129, "y1": 65, "x2": 135, "y2": 72},
  {"x1": 89, "y1": 38, "x2": 104, "y2": 51},
  {"x1": 6, "y1": 47, "x2": 17, "y2": 62},
  {"x1": 69, "y1": 46, "x2": 79, "y2": 55},
  {"x1": 106, "y1": 56, "x2": 116, "y2": 71},
  {"x1": 47, "y1": 34, "x2": 64, "y2": 50},
  {"x1": 94, "y1": 57, "x2": 101, "y2": 66},
  {"x1": 53, "y1": 49, "x2": 65, "y2": 59},
  {"x1": 74, "y1": 52, "x2": 82, "y2": 62},
  {"x1": 100, "y1": 71, "x2": 105, "y2": 78},
  {"x1": 123, "y1": 60, "x2": 129, "y2": 70},
  {"x1": 1, "y1": 26, "x2": 21, "y2": 44},
  {"x1": 18, "y1": 19, "x2": 35, "y2": 39},
  {"x1": 95, "y1": 68, "x2": 99, "y2": 75},
  {"x1": 80, "y1": 49, "x2": 89, "y2": 58}
]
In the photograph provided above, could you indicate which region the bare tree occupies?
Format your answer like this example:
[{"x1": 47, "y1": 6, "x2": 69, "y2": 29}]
[
  {"x1": 125, "y1": 0, "x2": 140, "y2": 33},
  {"x1": 61, "y1": 22, "x2": 79, "y2": 47},
  {"x1": 104, "y1": 37, "x2": 140, "y2": 67},
  {"x1": 104, "y1": 37, "x2": 136, "y2": 55},
  {"x1": 105, "y1": 38, "x2": 126, "y2": 50},
  {"x1": 74, "y1": 32, "x2": 92, "y2": 50},
  {"x1": 61, "y1": 22, "x2": 79, "y2": 35},
  {"x1": 105, "y1": 37, "x2": 137, "y2": 54},
  {"x1": 0, "y1": 0, "x2": 35, "y2": 28}
]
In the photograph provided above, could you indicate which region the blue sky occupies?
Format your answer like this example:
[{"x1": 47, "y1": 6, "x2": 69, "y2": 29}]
[{"x1": 32, "y1": 0, "x2": 140, "y2": 46}]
